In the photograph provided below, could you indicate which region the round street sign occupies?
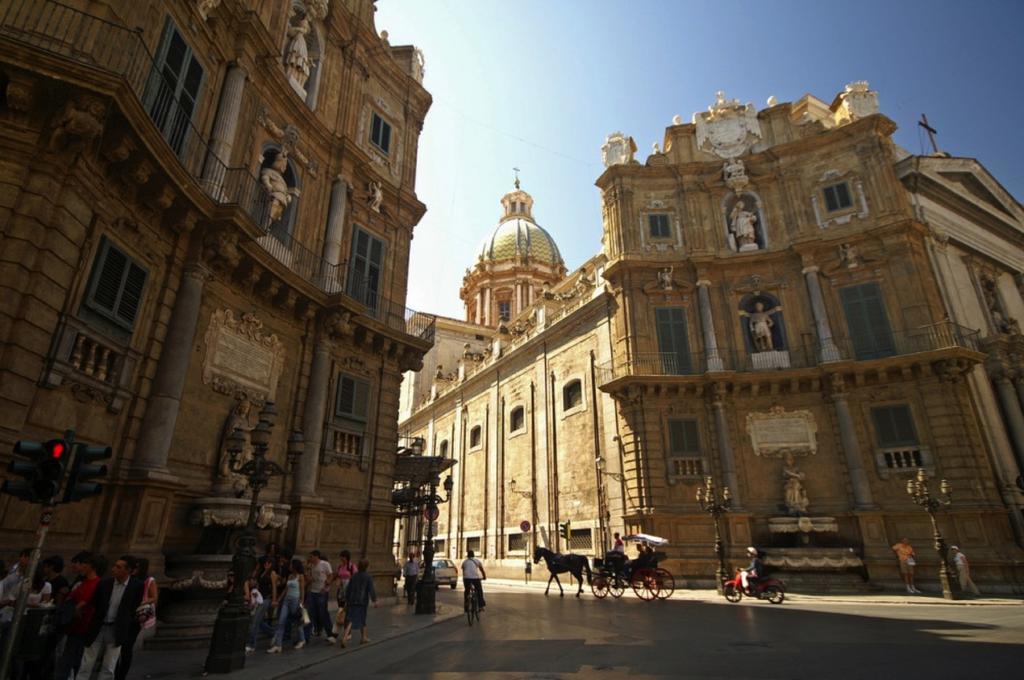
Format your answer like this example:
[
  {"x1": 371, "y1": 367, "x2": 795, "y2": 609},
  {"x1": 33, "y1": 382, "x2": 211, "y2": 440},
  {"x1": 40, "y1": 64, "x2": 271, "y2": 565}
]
[
  {"x1": 520, "y1": 520, "x2": 531, "y2": 532},
  {"x1": 424, "y1": 505, "x2": 440, "y2": 521}
]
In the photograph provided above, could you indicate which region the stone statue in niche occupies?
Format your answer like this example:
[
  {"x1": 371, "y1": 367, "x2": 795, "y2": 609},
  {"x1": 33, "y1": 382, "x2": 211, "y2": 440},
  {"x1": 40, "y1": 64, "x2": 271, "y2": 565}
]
[
  {"x1": 981, "y1": 275, "x2": 1019, "y2": 334},
  {"x1": 367, "y1": 180, "x2": 383, "y2": 213},
  {"x1": 729, "y1": 199, "x2": 760, "y2": 251},
  {"x1": 217, "y1": 398, "x2": 259, "y2": 496},
  {"x1": 657, "y1": 266, "x2": 674, "y2": 291},
  {"x1": 747, "y1": 301, "x2": 778, "y2": 351},
  {"x1": 260, "y1": 151, "x2": 295, "y2": 223},
  {"x1": 782, "y1": 451, "x2": 809, "y2": 515},
  {"x1": 284, "y1": 10, "x2": 313, "y2": 94}
]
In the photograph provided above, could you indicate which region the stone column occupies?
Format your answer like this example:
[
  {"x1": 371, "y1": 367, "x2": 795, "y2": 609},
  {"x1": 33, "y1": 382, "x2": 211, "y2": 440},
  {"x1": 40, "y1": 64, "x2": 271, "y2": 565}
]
[
  {"x1": 830, "y1": 376, "x2": 875, "y2": 509},
  {"x1": 200, "y1": 63, "x2": 247, "y2": 197},
  {"x1": 803, "y1": 266, "x2": 842, "y2": 362},
  {"x1": 296, "y1": 339, "x2": 332, "y2": 497},
  {"x1": 696, "y1": 280, "x2": 724, "y2": 371},
  {"x1": 711, "y1": 384, "x2": 739, "y2": 506},
  {"x1": 320, "y1": 178, "x2": 348, "y2": 292},
  {"x1": 133, "y1": 263, "x2": 210, "y2": 472},
  {"x1": 995, "y1": 376, "x2": 1024, "y2": 472}
]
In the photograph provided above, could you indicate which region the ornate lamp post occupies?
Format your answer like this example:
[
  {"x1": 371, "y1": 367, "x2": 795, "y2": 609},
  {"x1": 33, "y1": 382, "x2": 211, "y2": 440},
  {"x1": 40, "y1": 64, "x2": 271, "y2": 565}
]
[
  {"x1": 696, "y1": 475, "x2": 731, "y2": 595},
  {"x1": 205, "y1": 402, "x2": 303, "y2": 673},
  {"x1": 416, "y1": 472, "x2": 454, "y2": 614},
  {"x1": 906, "y1": 468, "x2": 958, "y2": 600}
]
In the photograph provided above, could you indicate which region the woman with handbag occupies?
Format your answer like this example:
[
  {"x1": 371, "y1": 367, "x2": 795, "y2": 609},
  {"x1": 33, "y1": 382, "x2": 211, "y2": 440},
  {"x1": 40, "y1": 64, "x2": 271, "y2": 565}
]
[
  {"x1": 333, "y1": 550, "x2": 356, "y2": 643},
  {"x1": 268, "y1": 559, "x2": 306, "y2": 653},
  {"x1": 246, "y1": 556, "x2": 278, "y2": 652}
]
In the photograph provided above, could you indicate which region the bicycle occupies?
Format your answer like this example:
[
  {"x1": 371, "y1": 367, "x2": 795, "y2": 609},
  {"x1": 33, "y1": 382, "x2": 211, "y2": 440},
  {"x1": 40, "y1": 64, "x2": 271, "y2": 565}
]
[{"x1": 464, "y1": 582, "x2": 480, "y2": 626}]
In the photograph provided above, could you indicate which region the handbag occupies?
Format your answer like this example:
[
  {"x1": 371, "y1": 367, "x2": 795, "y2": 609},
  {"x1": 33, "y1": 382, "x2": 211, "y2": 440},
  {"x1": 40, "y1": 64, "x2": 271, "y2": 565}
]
[
  {"x1": 906, "y1": 557, "x2": 916, "y2": 567},
  {"x1": 299, "y1": 604, "x2": 311, "y2": 625}
]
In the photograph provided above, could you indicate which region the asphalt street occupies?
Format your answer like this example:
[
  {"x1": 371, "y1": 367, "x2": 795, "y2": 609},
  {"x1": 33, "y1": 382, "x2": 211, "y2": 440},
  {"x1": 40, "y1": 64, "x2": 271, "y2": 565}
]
[{"x1": 297, "y1": 583, "x2": 1023, "y2": 680}]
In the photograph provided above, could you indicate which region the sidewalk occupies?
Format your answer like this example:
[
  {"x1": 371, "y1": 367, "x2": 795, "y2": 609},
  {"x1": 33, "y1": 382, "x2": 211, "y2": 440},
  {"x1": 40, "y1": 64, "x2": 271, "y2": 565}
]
[
  {"x1": 486, "y1": 577, "x2": 1024, "y2": 606},
  {"x1": 132, "y1": 597, "x2": 461, "y2": 680}
]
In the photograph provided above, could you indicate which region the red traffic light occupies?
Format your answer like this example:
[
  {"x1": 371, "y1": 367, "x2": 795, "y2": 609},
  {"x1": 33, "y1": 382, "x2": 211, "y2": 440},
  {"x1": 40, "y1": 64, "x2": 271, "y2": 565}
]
[{"x1": 48, "y1": 441, "x2": 66, "y2": 459}]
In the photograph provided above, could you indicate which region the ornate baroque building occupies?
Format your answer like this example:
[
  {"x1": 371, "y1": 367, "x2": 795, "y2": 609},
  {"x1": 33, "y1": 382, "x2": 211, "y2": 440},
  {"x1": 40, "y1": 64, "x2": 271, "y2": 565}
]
[
  {"x1": 399, "y1": 83, "x2": 1024, "y2": 592},
  {"x1": 0, "y1": 0, "x2": 433, "y2": 633}
]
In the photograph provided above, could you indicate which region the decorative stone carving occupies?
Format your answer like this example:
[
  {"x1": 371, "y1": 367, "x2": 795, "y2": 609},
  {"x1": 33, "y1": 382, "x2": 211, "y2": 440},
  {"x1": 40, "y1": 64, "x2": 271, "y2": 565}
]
[
  {"x1": 216, "y1": 397, "x2": 259, "y2": 494},
  {"x1": 746, "y1": 301, "x2": 779, "y2": 352},
  {"x1": 306, "y1": 0, "x2": 330, "y2": 21},
  {"x1": 723, "y1": 158, "x2": 748, "y2": 191},
  {"x1": 694, "y1": 91, "x2": 762, "y2": 159},
  {"x1": 981, "y1": 275, "x2": 1019, "y2": 335},
  {"x1": 657, "y1": 266, "x2": 674, "y2": 291},
  {"x1": 284, "y1": 8, "x2": 314, "y2": 96},
  {"x1": 835, "y1": 81, "x2": 879, "y2": 124},
  {"x1": 202, "y1": 309, "x2": 286, "y2": 402},
  {"x1": 188, "y1": 497, "x2": 291, "y2": 530},
  {"x1": 782, "y1": 451, "x2": 809, "y2": 515},
  {"x1": 601, "y1": 132, "x2": 637, "y2": 167},
  {"x1": 411, "y1": 48, "x2": 426, "y2": 84},
  {"x1": 746, "y1": 406, "x2": 818, "y2": 457},
  {"x1": 260, "y1": 150, "x2": 297, "y2": 222},
  {"x1": 367, "y1": 180, "x2": 383, "y2": 213},
  {"x1": 728, "y1": 198, "x2": 760, "y2": 251},
  {"x1": 49, "y1": 94, "x2": 106, "y2": 151},
  {"x1": 196, "y1": 0, "x2": 221, "y2": 20}
]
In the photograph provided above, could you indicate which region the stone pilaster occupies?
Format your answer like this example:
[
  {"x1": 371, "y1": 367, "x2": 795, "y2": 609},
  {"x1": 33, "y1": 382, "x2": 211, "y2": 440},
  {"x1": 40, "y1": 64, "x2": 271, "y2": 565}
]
[
  {"x1": 295, "y1": 338, "x2": 332, "y2": 497},
  {"x1": 994, "y1": 376, "x2": 1024, "y2": 473},
  {"x1": 696, "y1": 280, "x2": 724, "y2": 371},
  {"x1": 710, "y1": 383, "x2": 739, "y2": 506},
  {"x1": 200, "y1": 63, "x2": 247, "y2": 196},
  {"x1": 322, "y1": 177, "x2": 348, "y2": 266},
  {"x1": 133, "y1": 262, "x2": 211, "y2": 472},
  {"x1": 803, "y1": 266, "x2": 842, "y2": 362},
  {"x1": 829, "y1": 374, "x2": 875, "y2": 509}
]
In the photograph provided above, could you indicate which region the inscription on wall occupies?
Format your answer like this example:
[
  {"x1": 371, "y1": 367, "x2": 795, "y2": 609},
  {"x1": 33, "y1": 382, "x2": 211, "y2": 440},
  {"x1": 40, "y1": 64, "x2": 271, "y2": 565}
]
[
  {"x1": 746, "y1": 406, "x2": 818, "y2": 456},
  {"x1": 202, "y1": 309, "x2": 285, "y2": 401}
]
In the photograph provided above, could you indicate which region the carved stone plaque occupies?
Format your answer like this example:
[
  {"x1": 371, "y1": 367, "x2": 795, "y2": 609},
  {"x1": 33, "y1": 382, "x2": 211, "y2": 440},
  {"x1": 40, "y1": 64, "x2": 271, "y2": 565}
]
[
  {"x1": 746, "y1": 406, "x2": 817, "y2": 457},
  {"x1": 202, "y1": 309, "x2": 285, "y2": 401}
]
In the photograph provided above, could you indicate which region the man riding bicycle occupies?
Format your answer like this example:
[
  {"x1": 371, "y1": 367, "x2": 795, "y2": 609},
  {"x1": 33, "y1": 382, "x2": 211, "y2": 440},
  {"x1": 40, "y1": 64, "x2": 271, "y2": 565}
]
[{"x1": 461, "y1": 550, "x2": 486, "y2": 611}]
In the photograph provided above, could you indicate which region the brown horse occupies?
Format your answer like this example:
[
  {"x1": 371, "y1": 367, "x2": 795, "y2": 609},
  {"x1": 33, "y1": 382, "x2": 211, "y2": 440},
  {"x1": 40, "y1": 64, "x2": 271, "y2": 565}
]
[{"x1": 533, "y1": 546, "x2": 592, "y2": 598}]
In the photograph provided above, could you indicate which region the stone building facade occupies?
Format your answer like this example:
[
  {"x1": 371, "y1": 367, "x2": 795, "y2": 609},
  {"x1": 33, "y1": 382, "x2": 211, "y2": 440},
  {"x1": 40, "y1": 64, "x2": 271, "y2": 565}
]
[
  {"x1": 400, "y1": 83, "x2": 1024, "y2": 591},
  {"x1": 0, "y1": 0, "x2": 433, "y2": 619}
]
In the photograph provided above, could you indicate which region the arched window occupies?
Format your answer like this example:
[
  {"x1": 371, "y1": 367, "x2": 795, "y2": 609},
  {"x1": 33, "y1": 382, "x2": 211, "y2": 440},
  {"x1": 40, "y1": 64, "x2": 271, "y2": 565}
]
[
  {"x1": 438, "y1": 440, "x2": 449, "y2": 458},
  {"x1": 259, "y1": 146, "x2": 299, "y2": 246},
  {"x1": 563, "y1": 379, "x2": 583, "y2": 411},
  {"x1": 469, "y1": 425, "x2": 482, "y2": 449},
  {"x1": 509, "y1": 406, "x2": 525, "y2": 432}
]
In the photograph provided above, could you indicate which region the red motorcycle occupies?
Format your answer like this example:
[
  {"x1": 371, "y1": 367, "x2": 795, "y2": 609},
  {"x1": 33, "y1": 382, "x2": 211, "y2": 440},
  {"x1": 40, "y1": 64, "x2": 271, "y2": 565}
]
[{"x1": 723, "y1": 568, "x2": 785, "y2": 604}]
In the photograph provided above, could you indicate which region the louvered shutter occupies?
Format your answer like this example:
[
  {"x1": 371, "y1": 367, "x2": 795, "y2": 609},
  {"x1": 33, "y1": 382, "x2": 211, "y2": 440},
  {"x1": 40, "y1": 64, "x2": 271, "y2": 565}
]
[
  {"x1": 840, "y1": 283, "x2": 894, "y2": 359},
  {"x1": 88, "y1": 241, "x2": 148, "y2": 331},
  {"x1": 115, "y1": 262, "x2": 148, "y2": 327},
  {"x1": 655, "y1": 308, "x2": 691, "y2": 374},
  {"x1": 872, "y1": 406, "x2": 918, "y2": 447},
  {"x1": 669, "y1": 419, "x2": 700, "y2": 455}
]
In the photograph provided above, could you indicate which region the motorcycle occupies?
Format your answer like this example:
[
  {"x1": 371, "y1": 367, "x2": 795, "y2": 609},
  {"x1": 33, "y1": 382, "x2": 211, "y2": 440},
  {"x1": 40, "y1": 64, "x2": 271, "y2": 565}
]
[{"x1": 723, "y1": 568, "x2": 785, "y2": 604}]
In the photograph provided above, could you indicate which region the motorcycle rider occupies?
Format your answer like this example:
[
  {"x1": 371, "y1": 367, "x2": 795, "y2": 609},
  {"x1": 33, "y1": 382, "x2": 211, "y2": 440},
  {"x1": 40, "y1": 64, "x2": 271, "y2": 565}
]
[{"x1": 740, "y1": 546, "x2": 763, "y2": 594}]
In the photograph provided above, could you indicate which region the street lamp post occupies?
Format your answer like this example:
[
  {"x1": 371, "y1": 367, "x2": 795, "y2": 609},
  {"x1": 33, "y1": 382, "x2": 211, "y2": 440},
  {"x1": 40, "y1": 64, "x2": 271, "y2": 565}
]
[
  {"x1": 696, "y1": 475, "x2": 731, "y2": 595},
  {"x1": 906, "y1": 468, "x2": 958, "y2": 600},
  {"x1": 415, "y1": 472, "x2": 454, "y2": 615},
  {"x1": 205, "y1": 402, "x2": 303, "y2": 674}
]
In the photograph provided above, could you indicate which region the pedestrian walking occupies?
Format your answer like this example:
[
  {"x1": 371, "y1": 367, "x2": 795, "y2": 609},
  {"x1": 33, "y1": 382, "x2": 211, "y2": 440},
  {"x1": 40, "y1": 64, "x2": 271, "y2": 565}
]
[
  {"x1": 333, "y1": 550, "x2": 356, "y2": 642},
  {"x1": 891, "y1": 537, "x2": 921, "y2": 594},
  {"x1": 246, "y1": 556, "x2": 278, "y2": 652},
  {"x1": 56, "y1": 553, "x2": 104, "y2": 680},
  {"x1": 114, "y1": 557, "x2": 158, "y2": 680},
  {"x1": 402, "y1": 554, "x2": 419, "y2": 605},
  {"x1": 341, "y1": 559, "x2": 376, "y2": 646},
  {"x1": 75, "y1": 555, "x2": 144, "y2": 680},
  {"x1": 268, "y1": 558, "x2": 306, "y2": 653},
  {"x1": 949, "y1": 546, "x2": 981, "y2": 595},
  {"x1": 613, "y1": 532, "x2": 625, "y2": 553},
  {"x1": 304, "y1": 550, "x2": 334, "y2": 643}
]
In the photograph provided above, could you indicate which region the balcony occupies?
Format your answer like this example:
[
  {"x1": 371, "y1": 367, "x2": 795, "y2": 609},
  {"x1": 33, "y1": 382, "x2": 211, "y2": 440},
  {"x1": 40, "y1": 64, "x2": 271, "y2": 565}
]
[
  {"x1": 598, "y1": 321, "x2": 982, "y2": 386},
  {"x1": 0, "y1": 0, "x2": 435, "y2": 344}
]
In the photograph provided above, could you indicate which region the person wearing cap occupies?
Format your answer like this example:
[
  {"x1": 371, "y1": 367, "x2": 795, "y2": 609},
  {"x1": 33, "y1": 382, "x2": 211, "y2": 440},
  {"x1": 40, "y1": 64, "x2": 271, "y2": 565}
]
[
  {"x1": 949, "y1": 546, "x2": 980, "y2": 595},
  {"x1": 740, "y1": 547, "x2": 763, "y2": 593}
]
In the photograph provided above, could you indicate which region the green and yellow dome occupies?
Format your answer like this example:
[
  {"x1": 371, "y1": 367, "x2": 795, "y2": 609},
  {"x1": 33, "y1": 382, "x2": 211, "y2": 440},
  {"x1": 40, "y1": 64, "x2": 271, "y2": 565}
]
[{"x1": 477, "y1": 186, "x2": 563, "y2": 267}]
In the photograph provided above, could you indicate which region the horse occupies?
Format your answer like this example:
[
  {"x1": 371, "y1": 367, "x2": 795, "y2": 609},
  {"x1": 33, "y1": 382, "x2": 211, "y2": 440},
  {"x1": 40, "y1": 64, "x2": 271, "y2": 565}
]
[{"x1": 533, "y1": 546, "x2": 592, "y2": 598}]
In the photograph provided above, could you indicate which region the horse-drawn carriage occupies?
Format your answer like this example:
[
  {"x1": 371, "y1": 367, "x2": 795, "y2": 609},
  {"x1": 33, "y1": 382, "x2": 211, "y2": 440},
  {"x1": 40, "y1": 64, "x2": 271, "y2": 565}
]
[{"x1": 591, "y1": 533, "x2": 675, "y2": 600}]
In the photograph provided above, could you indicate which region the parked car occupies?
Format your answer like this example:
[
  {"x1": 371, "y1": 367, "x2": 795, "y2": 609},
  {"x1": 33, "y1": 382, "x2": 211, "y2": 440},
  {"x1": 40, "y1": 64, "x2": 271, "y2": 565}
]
[{"x1": 432, "y1": 559, "x2": 458, "y2": 589}]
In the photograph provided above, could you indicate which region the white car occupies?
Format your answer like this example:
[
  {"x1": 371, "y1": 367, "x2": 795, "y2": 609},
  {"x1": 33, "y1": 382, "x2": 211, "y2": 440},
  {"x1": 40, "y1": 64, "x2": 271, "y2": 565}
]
[{"x1": 431, "y1": 559, "x2": 458, "y2": 589}]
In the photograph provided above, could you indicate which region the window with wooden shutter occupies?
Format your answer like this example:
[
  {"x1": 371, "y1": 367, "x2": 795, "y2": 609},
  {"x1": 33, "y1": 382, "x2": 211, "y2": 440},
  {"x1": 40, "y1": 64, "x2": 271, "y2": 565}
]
[
  {"x1": 335, "y1": 374, "x2": 370, "y2": 422},
  {"x1": 840, "y1": 282, "x2": 895, "y2": 360},
  {"x1": 667, "y1": 418, "x2": 703, "y2": 479},
  {"x1": 648, "y1": 214, "x2": 671, "y2": 239},
  {"x1": 347, "y1": 227, "x2": 385, "y2": 313},
  {"x1": 871, "y1": 404, "x2": 929, "y2": 474},
  {"x1": 823, "y1": 182, "x2": 853, "y2": 212},
  {"x1": 655, "y1": 307, "x2": 692, "y2": 374},
  {"x1": 145, "y1": 20, "x2": 203, "y2": 156},
  {"x1": 85, "y1": 239, "x2": 149, "y2": 332},
  {"x1": 370, "y1": 112, "x2": 392, "y2": 154}
]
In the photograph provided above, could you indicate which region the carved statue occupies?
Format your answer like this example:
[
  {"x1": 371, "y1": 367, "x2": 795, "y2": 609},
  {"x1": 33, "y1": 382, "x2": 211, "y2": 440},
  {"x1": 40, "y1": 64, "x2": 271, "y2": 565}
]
[
  {"x1": 217, "y1": 398, "x2": 259, "y2": 496},
  {"x1": 723, "y1": 158, "x2": 748, "y2": 191},
  {"x1": 982, "y1": 277, "x2": 1019, "y2": 334},
  {"x1": 49, "y1": 96, "x2": 106, "y2": 151},
  {"x1": 260, "y1": 151, "x2": 293, "y2": 222},
  {"x1": 368, "y1": 180, "x2": 383, "y2": 213},
  {"x1": 657, "y1": 266, "x2": 674, "y2": 291},
  {"x1": 782, "y1": 452, "x2": 809, "y2": 515},
  {"x1": 747, "y1": 301, "x2": 776, "y2": 352},
  {"x1": 729, "y1": 200, "x2": 759, "y2": 250},
  {"x1": 839, "y1": 243, "x2": 860, "y2": 268},
  {"x1": 284, "y1": 12, "x2": 313, "y2": 93}
]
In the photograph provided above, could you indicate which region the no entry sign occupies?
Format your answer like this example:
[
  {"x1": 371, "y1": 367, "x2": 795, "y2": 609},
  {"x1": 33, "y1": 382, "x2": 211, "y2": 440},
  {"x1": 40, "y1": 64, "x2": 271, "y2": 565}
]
[
  {"x1": 424, "y1": 505, "x2": 440, "y2": 521},
  {"x1": 520, "y1": 520, "x2": 531, "y2": 532}
]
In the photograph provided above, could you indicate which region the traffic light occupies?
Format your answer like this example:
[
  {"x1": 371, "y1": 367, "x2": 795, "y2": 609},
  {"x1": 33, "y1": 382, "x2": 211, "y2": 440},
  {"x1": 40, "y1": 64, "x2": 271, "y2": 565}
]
[
  {"x1": 2, "y1": 438, "x2": 70, "y2": 503},
  {"x1": 63, "y1": 443, "x2": 111, "y2": 503},
  {"x1": 559, "y1": 520, "x2": 571, "y2": 542}
]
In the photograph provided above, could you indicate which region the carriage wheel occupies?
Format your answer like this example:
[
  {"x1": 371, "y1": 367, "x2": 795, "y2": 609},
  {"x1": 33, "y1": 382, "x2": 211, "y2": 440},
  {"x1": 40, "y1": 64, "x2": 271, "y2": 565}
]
[
  {"x1": 591, "y1": 574, "x2": 610, "y2": 599},
  {"x1": 653, "y1": 568, "x2": 675, "y2": 600},
  {"x1": 609, "y1": 577, "x2": 625, "y2": 599},
  {"x1": 631, "y1": 569, "x2": 657, "y2": 601}
]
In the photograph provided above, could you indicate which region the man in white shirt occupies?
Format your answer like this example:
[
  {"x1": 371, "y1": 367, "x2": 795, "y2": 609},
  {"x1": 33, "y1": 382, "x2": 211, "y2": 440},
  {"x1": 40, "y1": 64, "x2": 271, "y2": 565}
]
[
  {"x1": 460, "y1": 550, "x2": 486, "y2": 611},
  {"x1": 305, "y1": 550, "x2": 335, "y2": 643},
  {"x1": 949, "y1": 546, "x2": 981, "y2": 595},
  {"x1": 402, "y1": 555, "x2": 420, "y2": 605}
]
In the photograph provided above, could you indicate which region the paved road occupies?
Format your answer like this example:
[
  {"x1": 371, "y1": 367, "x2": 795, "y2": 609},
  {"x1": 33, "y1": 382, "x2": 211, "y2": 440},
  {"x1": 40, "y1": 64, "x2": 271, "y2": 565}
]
[{"x1": 299, "y1": 583, "x2": 1023, "y2": 679}]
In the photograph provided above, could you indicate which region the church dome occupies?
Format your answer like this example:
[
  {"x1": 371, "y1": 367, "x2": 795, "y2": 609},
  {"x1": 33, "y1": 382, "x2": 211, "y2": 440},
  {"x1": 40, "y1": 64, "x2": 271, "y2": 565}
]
[{"x1": 477, "y1": 184, "x2": 563, "y2": 267}]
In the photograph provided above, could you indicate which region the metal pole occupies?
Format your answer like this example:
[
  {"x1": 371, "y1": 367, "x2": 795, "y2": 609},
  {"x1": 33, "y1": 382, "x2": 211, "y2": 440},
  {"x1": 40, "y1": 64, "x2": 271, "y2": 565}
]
[
  {"x1": 0, "y1": 505, "x2": 54, "y2": 680},
  {"x1": 713, "y1": 511, "x2": 726, "y2": 595},
  {"x1": 929, "y1": 509, "x2": 956, "y2": 600}
]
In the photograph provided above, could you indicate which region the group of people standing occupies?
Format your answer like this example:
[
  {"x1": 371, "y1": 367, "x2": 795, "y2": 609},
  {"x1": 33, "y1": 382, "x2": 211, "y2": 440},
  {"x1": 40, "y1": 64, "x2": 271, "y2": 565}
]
[
  {"x1": 891, "y1": 538, "x2": 981, "y2": 596},
  {"x1": 244, "y1": 545, "x2": 377, "y2": 654},
  {"x1": 0, "y1": 549, "x2": 158, "y2": 680}
]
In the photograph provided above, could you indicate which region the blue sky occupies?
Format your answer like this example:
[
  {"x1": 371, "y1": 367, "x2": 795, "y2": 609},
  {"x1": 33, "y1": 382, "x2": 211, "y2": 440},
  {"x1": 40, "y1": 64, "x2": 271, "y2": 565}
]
[{"x1": 375, "y1": 0, "x2": 1024, "y2": 319}]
